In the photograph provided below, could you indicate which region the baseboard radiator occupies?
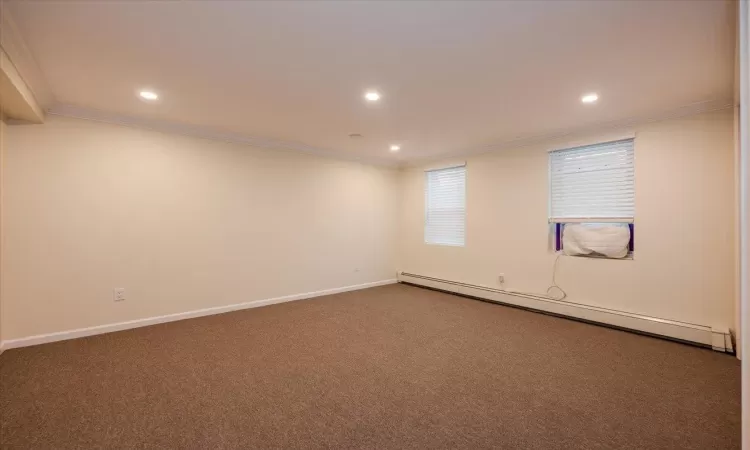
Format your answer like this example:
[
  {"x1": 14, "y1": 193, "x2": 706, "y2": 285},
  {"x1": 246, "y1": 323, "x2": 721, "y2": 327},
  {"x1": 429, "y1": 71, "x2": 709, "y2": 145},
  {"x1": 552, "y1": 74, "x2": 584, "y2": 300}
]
[{"x1": 398, "y1": 272, "x2": 734, "y2": 353}]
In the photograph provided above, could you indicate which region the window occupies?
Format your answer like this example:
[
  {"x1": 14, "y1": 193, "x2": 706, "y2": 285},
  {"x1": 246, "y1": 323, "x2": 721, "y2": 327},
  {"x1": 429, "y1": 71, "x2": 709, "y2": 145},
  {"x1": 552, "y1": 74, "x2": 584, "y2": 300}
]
[
  {"x1": 549, "y1": 139, "x2": 635, "y2": 257},
  {"x1": 425, "y1": 165, "x2": 466, "y2": 246},
  {"x1": 549, "y1": 139, "x2": 634, "y2": 221}
]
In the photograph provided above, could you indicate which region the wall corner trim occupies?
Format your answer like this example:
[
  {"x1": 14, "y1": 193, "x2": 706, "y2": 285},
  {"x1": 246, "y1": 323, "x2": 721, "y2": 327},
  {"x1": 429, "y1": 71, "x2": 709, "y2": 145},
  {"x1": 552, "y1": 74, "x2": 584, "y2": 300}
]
[{"x1": 0, "y1": 7, "x2": 55, "y2": 108}]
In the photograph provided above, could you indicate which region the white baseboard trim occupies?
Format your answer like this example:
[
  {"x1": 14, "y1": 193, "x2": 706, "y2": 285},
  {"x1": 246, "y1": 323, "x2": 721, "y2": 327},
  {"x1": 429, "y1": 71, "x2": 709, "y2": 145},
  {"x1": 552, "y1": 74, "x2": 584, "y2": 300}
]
[
  {"x1": 0, "y1": 279, "x2": 397, "y2": 352},
  {"x1": 398, "y1": 272, "x2": 733, "y2": 353}
]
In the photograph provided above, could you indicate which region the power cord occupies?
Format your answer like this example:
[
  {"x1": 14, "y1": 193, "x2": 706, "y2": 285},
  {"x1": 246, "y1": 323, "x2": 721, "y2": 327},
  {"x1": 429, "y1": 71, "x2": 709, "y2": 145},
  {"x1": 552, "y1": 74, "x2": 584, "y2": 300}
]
[
  {"x1": 545, "y1": 254, "x2": 567, "y2": 300},
  {"x1": 501, "y1": 253, "x2": 567, "y2": 301}
]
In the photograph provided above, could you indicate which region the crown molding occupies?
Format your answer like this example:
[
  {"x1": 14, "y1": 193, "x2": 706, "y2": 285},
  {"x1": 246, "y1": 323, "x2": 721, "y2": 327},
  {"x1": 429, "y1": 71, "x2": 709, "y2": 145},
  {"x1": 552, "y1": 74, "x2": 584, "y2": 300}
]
[
  {"x1": 48, "y1": 97, "x2": 733, "y2": 170},
  {"x1": 0, "y1": 5, "x2": 54, "y2": 109},
  {"x1": 47, "y1": 103, "x2": 398, "y2": 167},
  {"x1": 405, "y1": 97, "x2": 735, "y2": 167},
  {"x1": 0, "y1": 45, "x2": 44, "y2": 122}
]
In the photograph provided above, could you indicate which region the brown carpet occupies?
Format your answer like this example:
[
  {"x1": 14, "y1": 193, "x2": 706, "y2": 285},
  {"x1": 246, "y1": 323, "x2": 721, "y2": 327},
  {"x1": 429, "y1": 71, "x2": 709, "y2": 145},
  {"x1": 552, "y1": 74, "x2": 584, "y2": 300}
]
[{"x1": 0, "y1": 284, "x2": 741, "y2": 449}]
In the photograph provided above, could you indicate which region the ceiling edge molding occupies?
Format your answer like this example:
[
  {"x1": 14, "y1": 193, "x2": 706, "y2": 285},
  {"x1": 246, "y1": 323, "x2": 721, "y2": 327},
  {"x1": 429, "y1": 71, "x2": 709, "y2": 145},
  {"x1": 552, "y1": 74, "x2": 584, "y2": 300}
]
[
  {"x1": 1, "y1": 6, "x2": 55, "y2": 109},
  {"x1": 47, "y1": 103, "x2": 397, "y2": 167},
  {"x1": 48, "y1": 97, "x2": 732, "y2": 169},
  {"x1": 405, "y1": 97, "x2": 735, "y2": 167},
  {"x1": 0, "y1": 46, "x2": 44, "y2": 122}
]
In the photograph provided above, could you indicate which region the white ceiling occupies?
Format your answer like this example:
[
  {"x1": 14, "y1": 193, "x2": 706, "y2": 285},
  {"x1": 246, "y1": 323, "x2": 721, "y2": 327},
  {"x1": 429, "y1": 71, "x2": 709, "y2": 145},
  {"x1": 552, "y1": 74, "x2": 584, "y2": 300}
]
[{"x1": 8, "y1": 0, "x2": 737, "y2": 163}]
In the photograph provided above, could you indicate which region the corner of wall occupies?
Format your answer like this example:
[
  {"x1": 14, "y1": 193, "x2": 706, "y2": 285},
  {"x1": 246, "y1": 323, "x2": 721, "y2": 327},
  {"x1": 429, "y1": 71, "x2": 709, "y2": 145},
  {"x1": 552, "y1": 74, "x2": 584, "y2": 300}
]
[{"x1": 0, "y1": 103, "x2": 5, "y2": 347}]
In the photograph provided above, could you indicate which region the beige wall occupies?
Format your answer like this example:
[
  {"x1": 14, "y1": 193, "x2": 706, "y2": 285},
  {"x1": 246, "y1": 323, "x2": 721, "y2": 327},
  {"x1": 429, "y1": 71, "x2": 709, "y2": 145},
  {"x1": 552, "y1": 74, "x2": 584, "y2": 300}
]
[
  {"x1": 398, "y1": 109, "x2": 737, "y2": 330},
  {"x1": 739, "y1": 0, "x2": 749, "y2": 445},
  {"x1": 0, "y1": 109, "x2": 738, "y2": 341},
  {"x1": 1, "y1": 115, "x2": 399, "y2": 340}
]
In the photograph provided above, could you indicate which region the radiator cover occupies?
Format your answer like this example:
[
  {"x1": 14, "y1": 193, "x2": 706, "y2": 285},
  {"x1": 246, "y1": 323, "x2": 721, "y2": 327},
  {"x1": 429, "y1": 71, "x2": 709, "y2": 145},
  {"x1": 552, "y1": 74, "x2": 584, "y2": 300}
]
[{"x1": 398, "y1": 271, "x2": 733, "y2": 353}]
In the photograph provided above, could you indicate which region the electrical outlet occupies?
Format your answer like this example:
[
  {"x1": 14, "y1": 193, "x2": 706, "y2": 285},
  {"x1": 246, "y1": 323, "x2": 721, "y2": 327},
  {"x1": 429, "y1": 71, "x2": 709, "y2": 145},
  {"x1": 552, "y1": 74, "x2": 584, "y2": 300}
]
[
  {"x1": 498, "y1": 274, "x2": 505, "y2": 283},
  {"x1": 113, "y1": 288, "x2": 125, "y2": 302}
]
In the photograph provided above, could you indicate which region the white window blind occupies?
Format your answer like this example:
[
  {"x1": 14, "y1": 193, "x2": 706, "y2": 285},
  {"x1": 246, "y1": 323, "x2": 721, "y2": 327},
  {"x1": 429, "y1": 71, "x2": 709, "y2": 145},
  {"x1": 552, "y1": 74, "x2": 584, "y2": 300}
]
[
  {"x1": 425, "y1": 165, "x2": 466, "y2": 246},
  {"x1": 549, "y1": 139, "x2": 634, "y2": 222}
]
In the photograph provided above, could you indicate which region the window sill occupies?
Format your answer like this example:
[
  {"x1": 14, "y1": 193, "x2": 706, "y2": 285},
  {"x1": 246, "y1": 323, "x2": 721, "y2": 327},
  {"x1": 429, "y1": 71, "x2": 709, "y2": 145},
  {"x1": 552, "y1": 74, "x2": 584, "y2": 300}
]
[
  {"x1": 424, "y1": 242, "x2": 465, "y2": 248},
  {"x1": 557, "y1": 251, "x2": 634, "y2": 260}
]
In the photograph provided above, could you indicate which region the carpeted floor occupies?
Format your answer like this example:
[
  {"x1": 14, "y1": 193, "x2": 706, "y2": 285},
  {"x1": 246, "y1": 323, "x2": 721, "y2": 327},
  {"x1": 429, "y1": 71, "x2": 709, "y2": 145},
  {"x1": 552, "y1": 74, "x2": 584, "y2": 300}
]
[{"x1": 0, "y1": 284, "x2": 741, "y2": 449}]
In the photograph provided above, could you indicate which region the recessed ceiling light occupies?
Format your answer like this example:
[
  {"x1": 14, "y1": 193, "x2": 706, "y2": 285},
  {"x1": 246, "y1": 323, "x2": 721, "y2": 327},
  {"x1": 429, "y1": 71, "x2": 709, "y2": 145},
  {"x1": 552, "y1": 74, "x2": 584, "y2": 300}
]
[
  {"x1": 139, "y1": 90, "x2": 159, "y2": 101},
  {"x1": 364, "y1": 91, "x2": 381, "y2": 102},
  {"x1": 390, "y1": 145, "x2": 400, "y2": 152},
  {"x1": 581, "y1": 93, "x2": 598, "y2": 104}
]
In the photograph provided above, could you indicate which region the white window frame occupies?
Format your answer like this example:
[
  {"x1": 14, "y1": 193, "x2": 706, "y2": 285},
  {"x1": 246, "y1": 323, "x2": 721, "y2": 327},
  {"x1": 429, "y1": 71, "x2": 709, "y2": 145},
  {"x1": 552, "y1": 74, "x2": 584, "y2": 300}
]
[
  {"x1": 549, "y1": 138, "x2": 635, "y2": 258},
  {"x1": 424, "y1": 164, "x2": 466, "y2": 247},
  {"x1": 548, "y1": 138, "x2": 635, "y2": 223}
]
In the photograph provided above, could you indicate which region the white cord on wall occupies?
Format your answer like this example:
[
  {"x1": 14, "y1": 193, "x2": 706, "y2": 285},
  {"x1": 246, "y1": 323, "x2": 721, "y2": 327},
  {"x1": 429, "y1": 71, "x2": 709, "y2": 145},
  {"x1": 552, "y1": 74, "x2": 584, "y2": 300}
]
[
  {"x1": 501, "y1": 254, "x2": 568, "y2": 301},
  {"x1": 546, "y1": 254, "x2": 568, "y2": 300}
]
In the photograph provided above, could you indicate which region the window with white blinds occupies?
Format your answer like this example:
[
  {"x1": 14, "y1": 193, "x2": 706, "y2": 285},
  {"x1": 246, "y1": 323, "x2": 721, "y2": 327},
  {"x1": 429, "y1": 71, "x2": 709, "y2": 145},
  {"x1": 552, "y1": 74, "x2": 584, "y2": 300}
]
[
  {"x1": 425, "y1": 165, "x2": 466, "y2": 246},
  {"x1": 549, "y1": 139, "x2": 634, "y2": 222}
]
